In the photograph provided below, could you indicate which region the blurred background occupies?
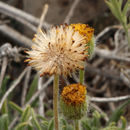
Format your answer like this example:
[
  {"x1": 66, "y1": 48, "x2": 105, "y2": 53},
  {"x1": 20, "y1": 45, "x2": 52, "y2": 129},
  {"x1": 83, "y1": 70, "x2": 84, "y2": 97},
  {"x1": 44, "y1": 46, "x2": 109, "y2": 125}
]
[{"x1": 0, "y1": 0, "x2": 130, "y2": 130}]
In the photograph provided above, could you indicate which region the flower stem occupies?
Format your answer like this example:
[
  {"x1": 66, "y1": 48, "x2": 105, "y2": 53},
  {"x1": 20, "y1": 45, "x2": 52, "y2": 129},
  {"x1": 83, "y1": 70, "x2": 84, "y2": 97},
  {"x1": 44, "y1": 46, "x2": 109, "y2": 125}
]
[
  {"x1": 74, "y1": 120, "x2": 79, "y2": 130},
  {"x1": 53, "y1": 74, "x2": 59, "y2": 130},
  {"x1": 78, "y1": 69, "x2": 84, "y2": 129},
  {"x1": 79, "y1": 69, "x2": 84, "y2": 84},
  {"x1": 122, "y1": 22, "x2": 130, "y2": 47}
]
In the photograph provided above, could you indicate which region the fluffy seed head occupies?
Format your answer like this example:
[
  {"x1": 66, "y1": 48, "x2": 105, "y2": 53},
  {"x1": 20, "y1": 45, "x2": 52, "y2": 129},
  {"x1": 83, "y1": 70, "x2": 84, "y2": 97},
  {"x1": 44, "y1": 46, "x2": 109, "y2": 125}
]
[{"x1": 25, "y1": 24, "x2": 88, "y2": 76}]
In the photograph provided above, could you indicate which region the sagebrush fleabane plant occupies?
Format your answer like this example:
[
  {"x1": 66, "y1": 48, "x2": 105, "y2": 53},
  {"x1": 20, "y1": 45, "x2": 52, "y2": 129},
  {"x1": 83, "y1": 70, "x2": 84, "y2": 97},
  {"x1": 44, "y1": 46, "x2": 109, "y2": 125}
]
[{"x1": 25, "y1": 23, "x2": 94, "y2": 130}]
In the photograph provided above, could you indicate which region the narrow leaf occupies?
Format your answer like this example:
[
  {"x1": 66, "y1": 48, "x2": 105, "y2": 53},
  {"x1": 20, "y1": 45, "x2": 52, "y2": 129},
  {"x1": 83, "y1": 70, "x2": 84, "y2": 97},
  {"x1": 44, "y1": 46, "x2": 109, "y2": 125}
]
[
  {"x1": 1, "y1": 100, "x2": 8, "y2": 114},
  {"x1": 108, "y1": 100, "x2": 130, "y2": 124},
  {"x1": 121, "y1": 116, "x2": 127, "y2": 129},
  {"x1": 9, "y1": 101, "x2": 23, "y2": 114},
  {"x1": 122, "y1": 0, "x2": 129, "y2": 16},
  {"x1": 0, "y1": 76, "x2": 10, "y2": 98},
  {"x1": 81, "y1": 120, "x2": 91, "y2": 130},
  {"x1": 105, "y1": 0, "x2": 120, "y2": 20},
  {"x1": 48, "y1": 118, "x2": 54, "y2": 130},
  {"x1": 15, "y1": 122, "x2": 29, "y2": 130},
  {"x1": 0, "y1": 114, "x2": 9, "y2": 130},
  {"x1": 31, "y1": 108, "x2": 42, "y2": 130},
  {"x1": 21, "y1": 105, "x2": 31, "y2": 122},
  {"x1": 60, "y1": 118, "x2": 67, "y2": 130},
  {"x1": 26, "y1": 75, "x2": 38, "y2": 102}
]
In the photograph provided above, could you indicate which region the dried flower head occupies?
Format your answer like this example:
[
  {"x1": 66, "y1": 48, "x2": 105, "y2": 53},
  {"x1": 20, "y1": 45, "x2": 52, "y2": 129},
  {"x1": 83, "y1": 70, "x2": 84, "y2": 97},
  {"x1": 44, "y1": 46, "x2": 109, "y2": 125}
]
[
  {"x1": 60, "y1": 84, "x2": 87, "y2": 119},
  {"x1": 25, "y1": 24, "x2": 88, "y2": 76},
  {"x1": 70, "y1": 23, "x2": 94, "y2": 43}
]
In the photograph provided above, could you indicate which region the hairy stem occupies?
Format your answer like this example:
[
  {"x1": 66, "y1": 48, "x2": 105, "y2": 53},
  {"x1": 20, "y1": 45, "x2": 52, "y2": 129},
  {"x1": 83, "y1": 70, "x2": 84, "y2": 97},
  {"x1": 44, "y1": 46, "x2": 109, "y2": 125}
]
[
  {"x1": 74, "y1": 120, "x2": 79, "y2": 130},
  {"x1": 53, "y1": 74, "x2": 59, "y2": 130},
  {"x1": 79, "y1": 69, "x2": 84, "y2": 84}
]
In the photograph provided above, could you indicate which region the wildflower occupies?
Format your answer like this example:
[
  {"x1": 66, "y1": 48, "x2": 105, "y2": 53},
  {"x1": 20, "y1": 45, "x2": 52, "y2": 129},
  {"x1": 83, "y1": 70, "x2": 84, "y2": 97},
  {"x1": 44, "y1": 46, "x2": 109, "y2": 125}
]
[
  {"x1": 71, "y1": 23, "x2": 94, "y2": 59},
  {"x1": 60, "y1": 84, "x2": 87, "y2": 119},
  {"x1": 70, "y1": 23, "x2": 94, "y2": 43},
  {"x1": 25, "y1": 24, "x2": 87, "y2": 76},
  {"x1": 61, "y1": 84, "x2": 86, "y2": 105}
]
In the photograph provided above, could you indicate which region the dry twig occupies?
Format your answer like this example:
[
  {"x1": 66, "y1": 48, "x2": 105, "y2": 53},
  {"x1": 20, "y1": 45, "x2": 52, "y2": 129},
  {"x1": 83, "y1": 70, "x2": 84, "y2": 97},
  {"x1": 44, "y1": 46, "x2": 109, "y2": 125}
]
[
  {"x1": 64, "y1": 0, "x2": 80, "y2": 23},
  {"x1": 38, "y1": 77, "x2": 45, "y2": 116},
  {"x1": 87, "y1": 82, "x2": 107, "y2": 94},
  {"x1": 36, "y1": 3, "x2": 49, "y2": 117},
  {"x1": 0, "y1": 68, "x2": 28, "y2": 110},
  {"x1": 85, "y1": 63, "x2": 122, "y2": 81},
  {"x1": 9, "y1": 116, "x2": 19, "y2": 130},
  {"x1": 37, "y1": 4, "x2": 49, "y2": 31},
  {"x1": 105, "y1": 87, "x2": 116, "y2": 111},
  {"x1": 95, "y1": 25, "x2": 121, "y2": 42},
  {"x1": 0, "y1": 57, "x2": 8, "y2": 89},
  {"x1": 0, "y1": 24, "x2": 33, "y2": 47},
  {"x1": 0, "y1": 1, "x2": 50, "y2": 29},
  {"x1": 90, "y1": 95, "x2": 130, "y2": 102},
  {"x1": 95, "y1": 48, "x2": 130, "y2": 63},
  {"x1": 90, "y1": 103, "x2": 109, "y2": 121},
  {"x1": 24, "y1": 76, "x2": 53, "y2": 108},
  {"x1": 21, "y1": 67, "x2": 32, "y2": 106}
]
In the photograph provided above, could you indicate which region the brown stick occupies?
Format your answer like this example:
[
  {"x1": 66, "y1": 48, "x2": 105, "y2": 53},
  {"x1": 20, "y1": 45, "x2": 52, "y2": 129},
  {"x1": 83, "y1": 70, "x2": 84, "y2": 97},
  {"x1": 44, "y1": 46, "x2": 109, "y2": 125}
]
[
  {"x1": 0, "y1": 57, "x2": 8, "y2": 89},
  {"x1": 0, "y1": 68, "x2": 28, "y2": 110},
  {"x1": 0, "y1": 24, "x2": 33, "y2": 47},
  {"x1": 90, "y1": 95, "x2": 130, "y2": 102},
  {"x1": 95, "y1": 48, "x2": 130, "y2": 63},
  {"x1": 0, "y1": 1, "x2": 50, "y2": 29},
  {"x1": 64, "y1": 0, "x2": 80, "y2": 23}
]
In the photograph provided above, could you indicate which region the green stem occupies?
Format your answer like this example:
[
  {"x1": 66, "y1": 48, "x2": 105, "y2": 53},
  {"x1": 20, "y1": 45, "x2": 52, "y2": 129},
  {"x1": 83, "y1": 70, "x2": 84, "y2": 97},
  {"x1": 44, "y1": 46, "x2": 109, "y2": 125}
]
[
  {"x1": 79, "y1": 69, "x2": 84, "y2": 85},
  {"x1": 125, "y1": 28, "x2": 130, "y2": 47},
  {"x1": 74, "y1": 120, "x2": 79, "y2": 130},
  {"x1": 53, "y1": 74, "x2": 59, "y2": 130},
  {"x1": 122, "y1": 23, "x2": 130, "y2": 47}
]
